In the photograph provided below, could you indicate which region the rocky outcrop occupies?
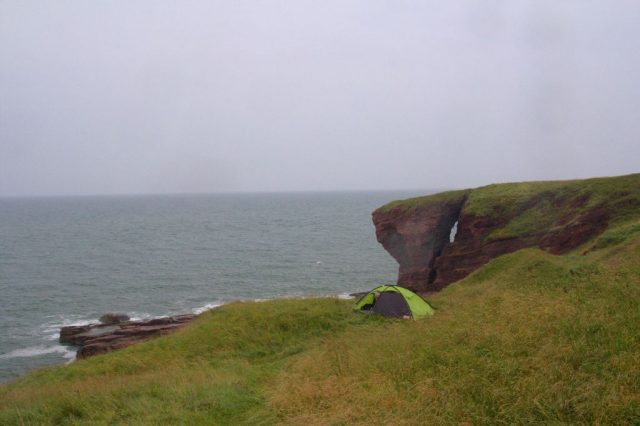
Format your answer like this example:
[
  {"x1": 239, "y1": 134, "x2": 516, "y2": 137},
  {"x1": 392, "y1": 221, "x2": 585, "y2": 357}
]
[
  {"x1": 371, "y1": 175, "x2": 635, "y2": 293},
  {"x1": 373, "y1": 192, "x2": 467, "y2": 292},
  {"x1": 60, "y1": 314, "x2": 197, "y2": 359}
]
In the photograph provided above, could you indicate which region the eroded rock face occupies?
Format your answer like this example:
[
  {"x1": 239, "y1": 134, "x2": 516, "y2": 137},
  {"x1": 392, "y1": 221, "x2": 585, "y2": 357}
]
[
  {"x1": 60, "y1": 314, "x2": 197, "y2": 359},
  {"x1": 373, "y1": 192, "x2": 610, "y2": 293},
  {"x1": 372, "y1": 194, "x2": 467, "y2": 292},
  {"x1": 432, "y1": 199, "x2": 611, "y2": 290}
]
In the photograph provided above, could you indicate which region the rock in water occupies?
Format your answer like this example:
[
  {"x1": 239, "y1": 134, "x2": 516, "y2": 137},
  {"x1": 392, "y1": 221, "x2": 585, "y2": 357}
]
[
  {"x1": 60, "y1": 314, "x2": 198, "y2": 359},
  {"x1": 99, "y1": 313, "x2": 130, "y2": 324}
]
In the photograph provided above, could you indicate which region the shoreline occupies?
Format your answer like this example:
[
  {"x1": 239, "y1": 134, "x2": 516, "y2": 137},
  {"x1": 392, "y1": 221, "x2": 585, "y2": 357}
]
[
  {"x1": 61, "y1": 293, "x2": 362, "y2": 359},
  {"x1": 0, "y1": 293, "x2": 359, "y2": 384}
]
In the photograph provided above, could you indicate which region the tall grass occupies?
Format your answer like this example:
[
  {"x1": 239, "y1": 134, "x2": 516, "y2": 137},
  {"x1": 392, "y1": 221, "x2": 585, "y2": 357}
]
[
  {"x1": 0, "y1": 298, "x2": 381, "y2": 424},
  {"x1": 267, "y1": 241, "x2": 640, "y2": 424}
]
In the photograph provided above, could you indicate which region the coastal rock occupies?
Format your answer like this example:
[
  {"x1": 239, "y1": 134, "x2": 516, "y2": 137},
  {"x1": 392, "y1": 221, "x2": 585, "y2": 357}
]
[
  {"x1": 372, "y1": 193, "x2": 466, "y2": 292},
  {"x1": 99, "y1": 313, "x2": 130, "y2": 324},
  {"x1": 60, "y1": 314, "x2": 197, "y2": 359},
  {"x1": 373, "y1": 188, "x2": 612, "y2": 293}
]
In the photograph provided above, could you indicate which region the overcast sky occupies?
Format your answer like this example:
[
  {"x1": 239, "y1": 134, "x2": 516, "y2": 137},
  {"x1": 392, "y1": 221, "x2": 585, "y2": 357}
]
[{"x1": 1, "y1": 1, "x2": 639, "y2": 196}]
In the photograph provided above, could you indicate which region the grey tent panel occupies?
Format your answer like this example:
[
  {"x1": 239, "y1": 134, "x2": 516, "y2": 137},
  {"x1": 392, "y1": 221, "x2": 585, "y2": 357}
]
[{"x1": 371, "y1": 292, "x2": 412, "y2": 318}]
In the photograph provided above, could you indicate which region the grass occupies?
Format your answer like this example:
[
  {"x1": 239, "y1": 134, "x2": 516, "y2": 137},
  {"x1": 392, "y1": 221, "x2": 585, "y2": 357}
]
[
  {"x1": 268, "y1": 242, "x2": 640, "y2": 425},
  {"x1": 465, "y1": 173, "x2": 640, "y2": 221},
  {"x1": 2, "y1": 174, "x2": 639, "y2": 424},
  {"x1": 589, "y1": 219, "x2": 640, "y2": 251},
  {"x1": 0, "y1": 298, "x2": 384, "y2": 424},
  {"x1": 376, "y1": 189, "x2": 468, "y2": 213},
  {"x1": 479, "y1": 174, "x2": 640, "y2": 241}
]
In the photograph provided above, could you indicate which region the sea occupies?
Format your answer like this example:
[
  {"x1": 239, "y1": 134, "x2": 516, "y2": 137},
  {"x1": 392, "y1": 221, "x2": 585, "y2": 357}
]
[{"x1": 0, "y1": 190, "x2": 430, "y2": 383}]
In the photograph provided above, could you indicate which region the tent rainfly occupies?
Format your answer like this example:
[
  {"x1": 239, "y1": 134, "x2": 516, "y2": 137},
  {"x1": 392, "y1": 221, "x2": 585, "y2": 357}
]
[{"x1": 353, "y1": 285, "x2": 435, "y2": 319}]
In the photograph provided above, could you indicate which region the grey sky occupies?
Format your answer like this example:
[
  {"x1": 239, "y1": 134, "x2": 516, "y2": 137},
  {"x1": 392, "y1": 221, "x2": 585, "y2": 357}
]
[{"x1": 1, "y1": 1, "x2": 639, "y2": 196}]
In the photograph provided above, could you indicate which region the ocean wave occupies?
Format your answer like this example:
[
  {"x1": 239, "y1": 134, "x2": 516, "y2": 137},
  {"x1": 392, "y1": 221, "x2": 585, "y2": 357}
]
[
  {"x1": 39, "y1": 315, "x2": 100, "y2": 341},
  {"x1": 0, "y1": 345, "x2": 76, "y2": 360},
  {"x1": 192, "y1": 301, "x2": 225, "y2": 315},
  {"x1": 128, "y1": 312, "x2": 154, "y2": 322},
  {"x1": 336, "y1": 293, "x2": 355, "y2": 300}
]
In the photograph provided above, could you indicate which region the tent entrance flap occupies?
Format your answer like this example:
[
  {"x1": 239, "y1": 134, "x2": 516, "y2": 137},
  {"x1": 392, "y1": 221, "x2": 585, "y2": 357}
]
[{"x1": 371, "y1": 292, "x2": 411, "y2": 317}]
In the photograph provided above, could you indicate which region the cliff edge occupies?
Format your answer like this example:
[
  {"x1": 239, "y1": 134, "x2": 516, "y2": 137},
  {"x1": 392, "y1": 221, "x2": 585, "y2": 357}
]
[{"x1": 373, "y1": 173, "x2": 640, "y2": 292}]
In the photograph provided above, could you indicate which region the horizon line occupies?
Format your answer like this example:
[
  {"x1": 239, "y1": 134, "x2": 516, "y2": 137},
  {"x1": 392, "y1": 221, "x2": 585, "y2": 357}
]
[{"x1": 0, "y1": 187, "x2": 453, "y2": 200}]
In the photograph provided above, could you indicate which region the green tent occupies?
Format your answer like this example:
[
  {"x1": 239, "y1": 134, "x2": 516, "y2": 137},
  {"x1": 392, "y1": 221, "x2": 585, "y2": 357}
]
[{"x1": 353, "y1": 285, "x2": 435, "y2": 319}]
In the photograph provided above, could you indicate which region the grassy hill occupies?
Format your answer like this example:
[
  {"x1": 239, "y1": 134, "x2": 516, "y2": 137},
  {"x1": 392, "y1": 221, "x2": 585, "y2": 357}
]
[{"x1": 1, "y1": 176, "x2": 639, "y2": 424}]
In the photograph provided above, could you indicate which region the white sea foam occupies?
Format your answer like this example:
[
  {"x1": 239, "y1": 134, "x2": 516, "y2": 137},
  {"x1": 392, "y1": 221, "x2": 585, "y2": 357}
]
[
  {"x1": 337, "y1": 293, "x2": 354, "y2": 300},
  {"x1": 38, "y1": 315, "x2": 100, "y2": 341},
  {"x1": 192, "y1": 301, "x2": 225, "y2": 315},
  {"x1": 0, "y1": 345, "x2": 75, "y2": 360},
  {"x1": 128, "y1": 312, "x2": 154, "y2": 322}
]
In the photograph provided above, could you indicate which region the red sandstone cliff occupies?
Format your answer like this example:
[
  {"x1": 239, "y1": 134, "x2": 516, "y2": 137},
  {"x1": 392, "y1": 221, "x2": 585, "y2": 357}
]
[
  {"x1": 372, "y1": 174, "x2": 640, "y2": 293},
  {"x1": 372, "y1": 192, "x2": 467, "y2": 292}
]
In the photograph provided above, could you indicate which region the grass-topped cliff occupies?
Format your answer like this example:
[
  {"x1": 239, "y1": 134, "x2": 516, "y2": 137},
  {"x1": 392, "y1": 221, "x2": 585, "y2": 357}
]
[
  {"x1": 373, "y1": 173, "x2": 640, "y2": 291},
  {"x1": 378, "y1": 173, "x2": 640, "y2": 241},
  {"x1": 1, "y1": 174, "x2": 639, "y2": 424},
  {"x1": 379, "y1": 173, "x2": 640, "y2": 220}
]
